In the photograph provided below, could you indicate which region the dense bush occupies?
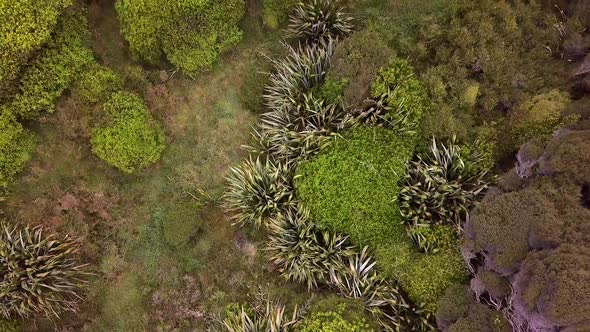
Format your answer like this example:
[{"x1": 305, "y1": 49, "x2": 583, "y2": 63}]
[
  {"x1": 161, "y1": 200, "x2": 203, "y2": 248},
  {"x1": 306, "y1": 296, "x2": 379, "y2": 330},
  {"x1": 300, "y1": 303, "x2": 373, "y2": 332},
  {"x1": 0, "y1": 111, "x2": 36, "y2": 188},
  {"x1": 368, "y1": 59, "x2": 430, "y2": 132},
  {"x1": 296, "y1": 127, "x2": 467, "y2": 313},
  {"x1": 91, "y1": 92, "x2": 165, "y2": 173},
  {"x1": 8, "y1": 11, "x2": 94, "y2": 119},
  {"x1": 328, "y1": 30, "x2": 395, "y2": 108},
  {"x1": 0, "y1": 223, "x2": 89, "y2": 319},
  {"x1": 509, "y1": 90, "x2": 578, "y2": 147},
  {"x1": 462, "y1": 127, "x2": 590, "y2": 330},
  {"x1": 311, "y1": 77, "x2": 349, "y2": 105},
  {"x1": 0, "y1": 0, "x2": 73, "y2": 99},
  {"x1": 115, "y1": 0, "x2": 245, "y2": 75},
  {"x1": 74, "y1": 65, "x2": 123, "y2": 104},
  {"x1": 286, "y1": 0, "x2": 353, "y2": 44},
  {"x1": 399, "y1": 138, "x2": 495, "y2": 252},
  {"x1": 0, "y1": 319, "x2": 20, "y2": 332},
  {"x1": 261, "y1": 0, "x2": 299, "y2": 29},
  {"x1": 224, "y1": 157, "x2": 295, "y2": 228}
]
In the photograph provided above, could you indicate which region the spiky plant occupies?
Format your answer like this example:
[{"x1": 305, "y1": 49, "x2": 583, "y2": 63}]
[
  {"x1": 0, "y1": 223, "x2": 90, "y2": 319},
  {"x1": 222, "y1": 301, "x2": 302, "y2": 332},
  {"x1": 286, "y1": 0, "x2": 354, "y2": 44},
  {"x1": 264, "y1": 40, "x2": 335, "y2": 113},
  {"x1": 224, "y1": 157, "x2": 296, "y2": 228},
  {"x1": 399, "y1": 137, "x2": 495, "y2": 252},
  {"x1": 266, "y1": 205, "x2": 355, "y2": 289},
  {"x1": 329, "y1": 247, "x2": 431, "y2": 331}
]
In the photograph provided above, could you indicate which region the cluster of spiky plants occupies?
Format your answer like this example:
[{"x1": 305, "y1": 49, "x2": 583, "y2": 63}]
[
  {"x1": 224, "y1": 158, "x2": 296, "y2": 228},
  {"x1": 266, "y1": 205, "x2": 355, "y2": 289},
  {"x1": 0, "y1": 223, "x2": 90, "y2": 319},
  {"x1": 264, "y1": 40, "x2": 335, "y2": 113},
  {"x1": 222, "y1": 300, "x2": 302, "y2": 332},
  {"x1": 286, "y1": 0, "x2": 353, "y2": 44},
  {"x1": 399, "y1": 138, "x2": 495, "y2": 252}
]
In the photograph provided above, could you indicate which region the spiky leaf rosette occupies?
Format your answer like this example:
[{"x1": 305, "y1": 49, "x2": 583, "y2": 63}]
[
  {"x1": 224, "y1": 158, "x2": 296, "y2": 228},
  {"x1": 266, "y1": 205, "x2": 355, "y2": 289},
  {"x1": 399, "y1": 138, "x2": 495, "y2": 252},
  {"x1": 286, "y1": 0, "x2": 353, "y2": 44},
  {"x1": 254, "y1": 92, "x2": 354, "y2": 166},
  {"x1": 264, "y1": 40, "x2": 335, "y2": 113},
  {"x1": 222, "y1": 300, "x2": 302, "y2": 332},
  {"x1": 0, "y1": 223, "x2": 89, "y2": 319},
  {"x1": 329, "y1": 247, "x2": 431, "y2": 331}
]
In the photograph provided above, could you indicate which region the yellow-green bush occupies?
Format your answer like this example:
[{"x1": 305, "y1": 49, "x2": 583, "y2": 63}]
[
  {"x1": 8, "y1": 11, "x2": 94, "y2": 119},
  {"x1": 296, "y1": 127, "x2": 468, "y2": 312},
  {"x1": 300, "y1": 303, "x2": 374, "y2": 332},
  {"x1": 262, "y1": 0, "x2": 299, "y2": 29},
  {"x1": 0, "y1": 110, "x2": 35, "y2": 188},
  {"x1": 91, "y1": 92, "x2": 165, "y2": 173},
  {"x1": 509, "y1": 90, "x2": 578, "y2": 147},
  {"x1": 74, "y1": 65, "x2": 123, "y2": 104},
  {"x1": 116, "y1": 0, "x2": 245, "y2": 75},
  {"x1": 0, "y1": 0, "x2": 73, "y2": 98}
]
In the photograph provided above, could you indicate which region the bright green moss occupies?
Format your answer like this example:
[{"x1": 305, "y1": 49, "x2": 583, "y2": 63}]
[
  {"x1": 74, "y1": 65, "x2": 123, "y2": 104},
  {"x1": 91, "y1": 92, "x2": 165, "y2": 173},
  {"x1": 0, "y1": 110, "x2": 35, "y2": 188},
  {"x1": 296, "y1": 127, "x2": 468, "y2": 312},
  {"x1": 115, "y1": 0, "x2": 245, "y2": 75}
]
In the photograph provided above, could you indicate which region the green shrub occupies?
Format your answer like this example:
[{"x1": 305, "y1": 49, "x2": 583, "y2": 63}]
[
  {"x1": 0, "y1": 0, "x2": 73, "y2": 98},
  {"x1": 0, "y1": 223, "x2": 89, "y2": 319},
  {"x1": 8, "y1": 11, "x2": 94, "y2": 119},
  {"x1": 0, "y1": 111, "x2": 36, "y2": 188},
  {"x1": 162, "y1": 200, "x2": 203, "y2": 248},
  {"x1": 307, "y1": 296, "x2": 379, "y2": 330},
  {"x1": 509, "y1": 90, "x2": 578, "y2": 147},
  {"x1": 312, "y1": 77, "x2": 349, "y2": 105},
  {"x1": 447, "y1": 305, "x2": 510, "y2": 332},
  {"x1": 435, "y1": 284, "x2": 472, "y2": 328},
  {"x1": 91, "y1": 92, "x2": 165, "y2": 173},
  {"x1": 74, "y1": 65, "x2": 123, "y2": 104},
  {"x1": 115, "y1": 0, "x2": 245, "y2": 75},
  {"x1": 328, "y1": 30, "x2": 395, "y2": 108},
  {"x1": 369, "y1": 58, "x2": 430, "y2": 133},
  {"x1": 262, "y1": 0, "x2": 299, "y2": 29},
  {"x1": 300, "y1": 303, "x2": 374, "y2": 332},
  {"x1": 296, "y1": 127, "x2": 467, "y2": 312},
  {"x1": 285, "y1": 0, "x2": 354, "y2": 44}
]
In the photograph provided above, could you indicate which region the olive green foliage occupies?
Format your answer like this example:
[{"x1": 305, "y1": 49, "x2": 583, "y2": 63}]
[
  {"x1": 447, "y1": 305, "x2": 510, "y2": 332},
  {"x1": 399, "y1": 138, "x2": 495, "y2": 252},
  {"x1": 300, "y1": 303, "x2": 373, "y2": 332},
  {"x1": 224, "y1": 157, "x2": 295, "y2": 228},
  {"x1": 74, "y1": 65, "x2": 123, "y2": 104},
  {"x1": 222, "y1": 300, "x2": 302, "y2": 332},
  {"x1": 266, "y1": 205, "x2": 355, "y2": 289},
  {"x1": 296, "y1": 127, "x2": 467, "y2": 312},
  {"x1": 0, "y1": 319, "x2": 20, "y2": 332},
  {"x1": 262, "y1": 0, "x2": 299, "y2": 29},
  {"x1": 286, "y1": 0, "x2": 354, "y2": 44},
  {"x1": 0, "y1": 0, "x2": 73, "y2": 98},
  {"x1": 0, "y1": 223, "x2": 89, "y2": 319},
  {"x1": 115, "y1": 0, "x2": 245, "y2": 74},
  {"x1": 416, "y1": 0, "x2": 567, "y2": 117},
  {"x1": 161, "y1": 200, "x2": 203, "y2": 248},
  {"x1": 328, "y1": 30, "x2": 395, "y2": 108},
  {"x1": 0, "y1": 111, "x2": 35, "y2": 188},
  {"x1": 91, "y1": 92, "x2": 165, "y2": 173},
  {"x1": 8, "y1": 11, "x2": 94, "y2": 119},
  {"x1": 307, "y1": 296, "x2": 380, "y2": 330},
  {"x1": 463, "y1": 127, "x2": 590, "y2": 330},
  {"x1": 509, "y1": 90, "x2": 578, "y2": 147},
  {"x1": 369, "y1": 59, "x2": 430, "y2": 132},
  {"x1": 435, "y1": 284, "x2": 472, "y2": 329}
]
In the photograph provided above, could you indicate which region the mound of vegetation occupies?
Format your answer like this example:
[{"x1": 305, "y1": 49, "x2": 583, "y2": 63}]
[
  {"x1": 0, "y1": 111, "x2": 36, "y2": 188},
  {"x1": 461, "y1": 125, "x2": 590, "y2": 330},
  {"x1": 296, "y1": 127, "x2": 468, "y2": 312},
  {"x1": 115, "y1": 0, "x2": 245, "y2": 74},
  {"x1": 91, "y1": 92, "x2": 165, "y2": 173}
]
